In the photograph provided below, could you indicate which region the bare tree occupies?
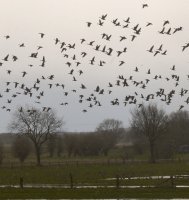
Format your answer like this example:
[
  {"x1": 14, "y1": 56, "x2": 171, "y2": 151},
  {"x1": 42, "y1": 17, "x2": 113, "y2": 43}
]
[
  {"x1": 96, "y1": 118, "x2": 123, "y2": 133},
  {"x1": 130, "y1": 104, "x2": 168, "y2": 163},
  {"x1": 47, "y1": 134, "x2": 57, "y2": 157},
  {"x1": 9, "y1": 106, "x2": 63, "y2": 165},
  {"x1": 63, "y1": 133, "x2": 77, "y2": 157},
  {"x1": 12, "y1": 136, "x2": 32, "y2": 164},
  {"x1": 154, "y1": 110, "x2": 189, "y2": 159},
  {"x1": 96, "y1": 119, "x2": 123, "y2": 156},
  {"x1": 57, "y1": 135, "x2": 64, "y2": 157},
  {"x1": 168, "y1": 110, "x2": 189, "y2": 151}
]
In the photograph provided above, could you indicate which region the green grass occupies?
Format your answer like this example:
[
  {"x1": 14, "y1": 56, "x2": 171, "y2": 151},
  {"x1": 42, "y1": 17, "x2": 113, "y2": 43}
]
[
  {"x1": 0, "y1": 161, "x2": 189, "y2": 198},
  {"x1": 0, "y1": 161, "x2": 189, "y2": 185},
  {"x1": 4, "y1": 143, "x2": 189, "y2": 165},
  {"x1": 1, "y1": 188, "x2": 189, "y2": 199}
]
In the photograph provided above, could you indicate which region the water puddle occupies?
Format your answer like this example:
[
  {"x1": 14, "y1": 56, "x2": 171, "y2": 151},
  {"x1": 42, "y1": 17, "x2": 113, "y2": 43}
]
[
  {"x1": 12, "y1": 199, "x2": 189, "y2": 200},
  {"x1": 106, "y1": 175, "x2": 189, "y2": 180},
  {"x1": 0, "y1": 184, "x2": 189, "y2": 189},
  {"x1": 0, "y1": 175, "x2": 188, "y2": 189}
]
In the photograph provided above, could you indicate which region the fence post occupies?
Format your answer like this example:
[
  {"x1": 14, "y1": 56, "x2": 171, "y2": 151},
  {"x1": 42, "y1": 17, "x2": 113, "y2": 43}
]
[
  {"x1": 69, "y1": 173, "x2": 73, "y2": 189},
  {"x1": 20, "y1": 177, "x2": 24, "y2": 189},
  {"x1": 170, "y1": 175, "x2": 174, "y2": 188},
  {"x1": 116, "y1": 175, "x2": 120, "y2": 189}
]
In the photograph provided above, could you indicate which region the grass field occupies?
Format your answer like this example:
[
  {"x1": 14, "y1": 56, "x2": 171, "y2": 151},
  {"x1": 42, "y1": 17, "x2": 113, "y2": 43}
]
[
  {"x1": 0, "y1": 161, "x2": 189, "y2": 198},
  {"x1": 2, "y1": 140, "x2": 189, "y2": 199},
  {"x1": 0, "y1": 161, "x2": 189, "y2": 185},
  {"x1": 1, "y1": 188, "x2": 189, "y2": 199}
]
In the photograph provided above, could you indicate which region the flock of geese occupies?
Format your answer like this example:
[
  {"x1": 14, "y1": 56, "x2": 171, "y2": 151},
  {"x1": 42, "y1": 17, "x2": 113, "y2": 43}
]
[{"x1": 0, "y1": 7, "x2": 189, "y2": 115}]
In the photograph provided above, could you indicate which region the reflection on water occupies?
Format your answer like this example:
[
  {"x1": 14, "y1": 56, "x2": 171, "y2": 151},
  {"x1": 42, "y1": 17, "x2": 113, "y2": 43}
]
[
  {"x1": 0, "y1": 184, "x2": 189, "y2": 188},
  {"x1": 106, "y1": 175, "x2": 189, "y2": 180},
  {"x1": 15, "y1": 199, "x2": 189, "y2": 200}
]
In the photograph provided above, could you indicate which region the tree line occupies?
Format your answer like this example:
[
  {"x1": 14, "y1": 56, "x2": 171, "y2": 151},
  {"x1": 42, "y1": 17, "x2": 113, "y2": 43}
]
[{"x1": 0, "y1": 104, "x2": 188, "y2": 165}]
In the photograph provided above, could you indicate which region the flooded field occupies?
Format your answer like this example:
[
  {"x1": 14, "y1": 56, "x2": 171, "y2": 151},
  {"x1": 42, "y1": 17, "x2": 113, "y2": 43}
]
[
  {"x1": 14, "y1": 199, "x2": 189, "y2": 200},
  {"x1": 0, "y1": 184, "x2": 189, "y2": 189},
  {"x1": 106, "y1": 175, "x2": 189, "y2": 180}
]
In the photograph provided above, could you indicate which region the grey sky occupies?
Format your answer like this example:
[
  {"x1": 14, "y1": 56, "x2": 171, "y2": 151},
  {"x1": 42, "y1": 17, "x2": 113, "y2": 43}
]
[{"x1": 0, "y1": 0, "x2": 189, "y2": 132}]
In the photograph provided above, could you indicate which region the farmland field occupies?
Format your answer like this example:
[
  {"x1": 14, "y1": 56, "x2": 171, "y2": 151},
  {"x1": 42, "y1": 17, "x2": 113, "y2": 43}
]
[{"x1": 1, "y1": 160, "x2": 189, "y2": 198}]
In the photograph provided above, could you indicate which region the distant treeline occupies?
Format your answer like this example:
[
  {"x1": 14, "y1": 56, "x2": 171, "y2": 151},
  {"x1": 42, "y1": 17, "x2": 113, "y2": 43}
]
[{"x1": 0, "y1": 109, "x2": 189, "y2": 165}]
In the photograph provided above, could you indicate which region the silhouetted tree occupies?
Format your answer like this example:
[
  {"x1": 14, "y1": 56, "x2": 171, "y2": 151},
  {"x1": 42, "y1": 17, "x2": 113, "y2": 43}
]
[
  {"x1": 12, "y1": 136, "x2": 32, "y2": 163},
  {"x1": 164, "y1": 110, "x2": 189, "y2": 156},
  {"x1": 63, "y1": 132, "x2": 103, "y2": 157},
  {"x1": 130, "y1": 104, "x2": 168, "y2": 163},
  {"x1": 47, "y1": 134, "x2": 57, "y2": 157},
  {"x1": 9, "y1": 106, "x2": 63, "y2": 165},
  {"x1": 169, "y1": 110, "x2": 189, "y2": 145},
  {"x1": 76, "y1": 133, "x2": 102, "y2": 156},
  {"x1": 96, "y1": 119, "x2": 123, "y2": 156},
  {"x1": 57, "y1": 135, "x2": 64, "y2": 157},
  {"x1": 63, "y1": 134, "x2": 75, "y2": 157},
  {"x1": 96, "y1": 118, "x2": 123, "y2": 134},
  {"x1": 153, "y1": 110, "x2": 189, "y2": 159}
]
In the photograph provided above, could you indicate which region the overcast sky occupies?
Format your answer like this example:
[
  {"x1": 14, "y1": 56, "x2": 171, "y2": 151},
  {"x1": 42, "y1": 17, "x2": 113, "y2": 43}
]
[{"x1": 0, "y1": 0, "x2": 189, "y2": 132}]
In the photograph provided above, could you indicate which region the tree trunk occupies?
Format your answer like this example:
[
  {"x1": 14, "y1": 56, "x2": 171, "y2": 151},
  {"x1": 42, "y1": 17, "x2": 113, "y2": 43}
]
[
  {"x1": 149, "y1": 141, "x2": 156, "y2": 163},
  {"x1": 35, "y1": 144, "x2": 41, "y2": 166},
  {"x1": 103, "y1": 149, "x2": 108, "y2": 156}
]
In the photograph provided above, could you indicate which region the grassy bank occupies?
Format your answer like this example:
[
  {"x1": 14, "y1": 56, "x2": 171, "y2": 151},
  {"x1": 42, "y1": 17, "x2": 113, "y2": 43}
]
[
  {"x1": 1, "y1": 188, "x2": 189, "y2": 199},
  {"x1": 0, "y1": 161, "x2": 189, "y2": 198},
  {"x1": 0, "y1": 161, "x2": 189, "y2": 185}
]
